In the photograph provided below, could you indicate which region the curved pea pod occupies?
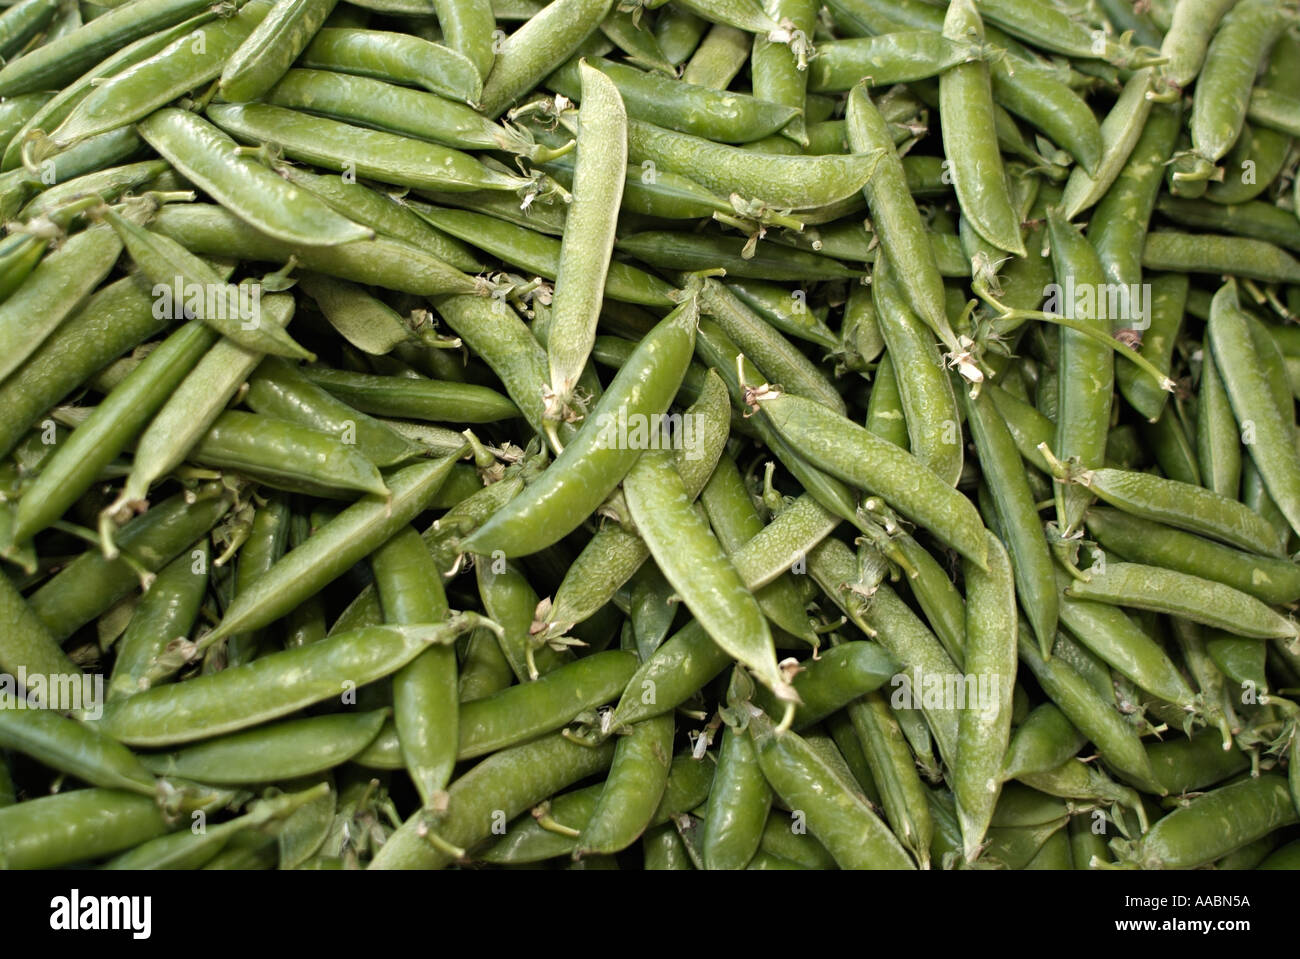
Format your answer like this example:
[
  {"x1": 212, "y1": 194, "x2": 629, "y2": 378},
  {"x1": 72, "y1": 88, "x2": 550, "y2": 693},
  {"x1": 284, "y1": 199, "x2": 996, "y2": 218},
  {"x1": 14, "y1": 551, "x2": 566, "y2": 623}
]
[
  {"x1": 1085, "y1": 508, "x2": 1300, "y2": 606},
  {"x1": 299, "y1": 368, "x2": 519, "y2": 424},
  {"x1": 219, "y1": 0, "x2": 339, "y2": 102},
  {"x1": 1067, "y1": 463, "x2": 1287, "y2": 557},
  {"x1": 1143, "y1": 231, "x2": 1300, "y2": 285},
  {"x1": 1066, "y1": 562, "x2": 1299, "y2": 643},
  {"x1": 458, "y1": 650, "x2": 637, "y2": 757},
  {"x1": 208, "y1": 102, "x2": 532, "y2": 195},
  {"x1": 411, "y1": 204, "x2": 672, "y2": 306},
  {"x1": 845, "y1": 87, "x2": 950, "y2": 347},
  {"x1": 1209, "y1": 280, "x2": 1300, "y2": 539},
  {"x1": 1001, "y1": 703, "x2": 1086, "y2": 782},
  {"x1": 7, "y1": 320, "x2": 224, "y2": 548},
  {"x1": 477, "y1": 559, "x2": 571, "y2": 682},
  {"x1": 244, "y1": 356, "x2": 424, "y2": 468},
  {"x1": 845, "y1": 691, "x2": 932, "y2": 868},
  {"x1": 478, "y1": 0, "x2": 614, "y2": 117},
  {"x1": 545, "y1": 61, "x2": 627, "y2": 421},
  {"x1": 543, "y1": 155, "x2": 731, "y2": 220},
  {"x1": 97, "y1": 621, "x2": 477, "y2": 747},
  {"x1": 937, "y1": 0, "x2": 1024, "y2": 256},
  {"x1": 1017, "y1": 630, "x2": 1164, "y2": 795},
  {"x1": 50, "y1": 1, "x2": 273, "y2": 147},
  {"x1": 108, "y1": 545, "x2": 209, "y2": 703},
  {"x1": 1190, "y1": 0, "x2": 1286, "y2": 167},
  {"x1": 953, "y1": 532, "x2": 1018, "y2": 864},
  {"x1": 0, "y1": 788, "x2": 170, "y2": 869},
  {"x1": 27, "y1": 484, "x2": 233, "y2": 643},
  {"x1": 1114, "y1": 775, "x2": 1298, "y2": 869},
  {"x1": 751, "y1": 642, "x2": 899, "y2": 729},
  {"x1": 627, "y1": 117, "x2": 883, "y2": 210},
  {"x1": 1158, "y1": 0, "x2": 1237, "y2": 89},
  {"x1": 575, "y1": 711, "x2": 675, "y2": 856},
  {"x1": 461, "y1": 295, "x2": 696, "y2": 559},
  {"x1": 1147, "y1": 730, "x2": 1252, "y2": 796},
  {"x1": 0, "y1": 0, "x2": 219, "y2": 97},
  {"x1": 370, "y1": 732, "x2": 617, "y2": 869},
  {"x1": 548, "y1": 55, "x2": 796, "y2": 143},
  {"x1": 755, "y1": 390, "x2": 987, "y2": 568},
  {"x1": 0, "y1": 0, "x2": 57, "y2": 60},
  {"x1": 747, "y1": 706, "x2": 915, "y2": 869},
  {"x1": 0, "y1": 222, "x2": 121, "y2": 385},
  {"x1": 810, "y1": 34, "x2": 979, "y2": 94},
  {"x1": 430, "y1": 0, "x2": 493, "y2": 79},
  {"x1": 608, "y1": 620, "x2": 731, "y2": 729},
  {"x1": 700, "y1": 717, "x2": 771, "y2": 870},
  {"x1": 624, "y1": 448, "x2": 792, "y2": 702},
  {"x1": 299, "y1": 27, "x2": 482, "y2": 104},
  {"x1": 1054, "y1": 570, "x2": 1198, "y2": 709},
  {"x1": 0, "y1": 704, "x2": 155, "y2": 796},
  {"x1": 297, "y1": 274, "x2": 414, "y2": 356},
  {"x1": 18, "y1": 159, "x2": 170, "y2": 224},
  {"x1": 190, "y1": 411, "x2": 389, "y2": 499},
  {"x1": 989, "y1": 56, "x2": 1101, "y2": 176},
  {"x1": 137, "y1": 109, "x2": 371, "y2": 248},
  {"x1": 542, "y1": 371, "x2": 731, "y2": 632},
  {"x1": 1060, "y1": 67, "x2": 1155, "y2": 221},
  {"x1": 199, "y1": 455, "x2": 463, "y2": 648},
  {"x1": 141, "y1": 711, "x2": 388, "y2": 785},
  {"x1": 622, "y1": 231, "x2": 860, "y2": 283},
  {"x1": 103, "y1": 783, "x2": 331, "y2": 870}
]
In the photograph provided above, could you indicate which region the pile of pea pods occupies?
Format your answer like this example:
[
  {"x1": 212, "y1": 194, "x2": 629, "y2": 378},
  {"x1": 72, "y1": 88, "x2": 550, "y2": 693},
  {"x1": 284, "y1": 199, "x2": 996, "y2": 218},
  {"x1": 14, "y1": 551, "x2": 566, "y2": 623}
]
[{"x1": 0, "y1": 0, "x2": 1298, "y2": 872}]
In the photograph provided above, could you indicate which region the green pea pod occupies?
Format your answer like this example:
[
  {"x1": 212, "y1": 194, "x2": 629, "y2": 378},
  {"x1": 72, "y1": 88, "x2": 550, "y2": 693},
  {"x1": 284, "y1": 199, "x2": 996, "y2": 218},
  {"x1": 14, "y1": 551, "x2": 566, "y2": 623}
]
[
  {"x1": 274, "y1": 165, "x2": 483, "y2": 272},
  {"x1": 542, "y1": 370, "x2": 730, "y2": 633},
  {"x1": 1114, "y1": 775, "x2": 1298, "y2": 869},
  {"x1": 1066, "y1": 561, "x2": 1299, "y2": 642},
  {"x1": 462, "y1": 295, "x2": 697, "y2": 559},
  {"x1": 989, "y1": 56, "x2": 1102, "y2": 176},
  {"x1": 478, "y1": 0, "x2": 614, "y2": 116},
  {"x1": 1085, "y1": 508, "x2": 1300, "y2": 606},
  {"x1": 138, "y1": 110, "x2": 373, "y2": 248},
  {"x1": 51, "y1": 1, "x2": 274, "y2": 147},
  {"x1": 609, "y1": 620, "x2": 731, "y2": 729},
  {"x1": 200, "y1": 454, "x2": 463, "y2": 647},
  {"x1": 755, "y1": 390, "x2": 987, "y2": 568},
  {"x1": 411, "y1": 203, "x2": 673, "y2": 306},
  {"x1": 847, "y1": 691, "x2": 932, "y2": 869},
  {"x1": 141, "y1": 711, "x2": 388, "y2": 784},
  {"x1": 700, "y1": 716, "x2": 771, "y2": 870},
  {"x1": 476, "y1": 558, "x2": 571, "y2": 682},
  {"x1": 1018, "y1": 630, "x2": 1163, "y2": 795},
  {"x1": 846, "y1": 86, "x2": 951, "y2": 347},
  {"x1": 938, "y1": 0, "x2": 1024, "y2": 256},
  {"x1": 1143, "y1": 231, "x2": 1300, "y2": 284},
  {"x1": 748, "y1": 706, "x2": 915, "y2": 869},
  {"x1": 575, "y1": 711, "x2": 675, "y2": 856},
  {"x1": 682, "y1": 22, "x2": 752, "y2": 88},
  {"x1": 1158, "y1": 0, "x2": 1236, "y2": 89},
  {"x1": 8, "y1": 320, "x2": 222, "y2": 548},
  {"x1": 548, "y1": 55, "x2": 797, "y2": 143},
  {"x1": 1060, "y1": 67, "x2": 1156, "y2": 221},
  {"x1": 809, "y1": 32, "x2": 976, "y2": 93},
  {"x1": 0, "y1": 700, "x2": 154, "y2": 795},
  {"x1": 0, "y1": 222, "x2": 121, "y2": 385},
  {"x1": 370, "y1": 732, "x2": 617, "y2": 869},
  {"x1": 0, "y1": 0, "x2": 57, "y2": 59},
  {"x1": 1001, "y1": 703, "x2": 1086, "y2": 781},
  {"x1": 545, "y1": 61, "x2": 627, "y2": 420},
  {"x1": 299, "y1": 368, "x2": 519, "y2": 424},
  {"x1": 220, "y1": 0, "x2": 339, "y2": 102},
  {"x1": 244, "y1": 356, "x2": 424, "y2": 468},
  {"x1": 625, "y1": 448, "x2": 792, "y2": 702},
  {"x1": 954, "y1": 532, "x2": 1017, "y2": 863},
  {"x1": 1147, "y1": 730, "x2": 1251, "y2": 795},
  {"x1": 1047, "y1": 208, "x2": 1115, "y2": 535},
  {"x1": 27, "y1": 485, "x2": 234, "y2": 642},
  {"x1": 191, "y1": 411, "x2": 390, "y2": 499},
  {"x1": 1209, "y1": 280, "x2": 1300, "y2": 538},
  {"x1": 963, "y1": 386, "x2": 1058, "y2": 656},
  {"x1": 0, "y1": 0, "x2": 221, "y2": 97},
  {"x1": 433, "y1": 0, "x2": 494, "y2": 79},
  {"x1": 0, "y1": 788, "x2": 170, "y2": 869},
  {"x1": 98, "y1": 621, "x2": 479, "y2": 747},
  {"x1": 299, "y1": 27, "x2": 482, "y2": 104},
  {"x1": 296, "y1": 274, "x2": 413, "y2": 356},
  {"x1": 627, "y1": 117, "x2": 884, "y2": 210},
  {"x1": 108, "y1": 543, "x2": 210, "y2": 702}
]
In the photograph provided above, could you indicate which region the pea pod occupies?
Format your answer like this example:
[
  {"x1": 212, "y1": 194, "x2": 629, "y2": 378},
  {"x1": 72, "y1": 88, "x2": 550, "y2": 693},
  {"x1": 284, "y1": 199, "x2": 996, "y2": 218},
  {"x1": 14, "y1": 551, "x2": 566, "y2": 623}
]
[
  {"x1": 220, "y1": 0, "x2": 340, "y2": 102},
  {"x1": 0, "y1": 789, "x2": 170, "y2": 869},
  {"x1": 300, "y1": 368, "x2": 519, "y2": 424},
  {"x1": 300, "y1": 27, "x2": 483, "y2": 104},
  {"x1": 847, "y1": 692, "x2": 933, "y2": 868},
  {"x1": 462, "y1": 295, "x2": 696, "y2": 559},
  {"x1": 700, "y1": 716, "x2": 771, "y2": 870},
  {"x1": 748, "y1": 706, "x2": 915, "y2": 869},
  {"x1": 575, "y1": 712, "x2": 675, "y2": 856}
]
